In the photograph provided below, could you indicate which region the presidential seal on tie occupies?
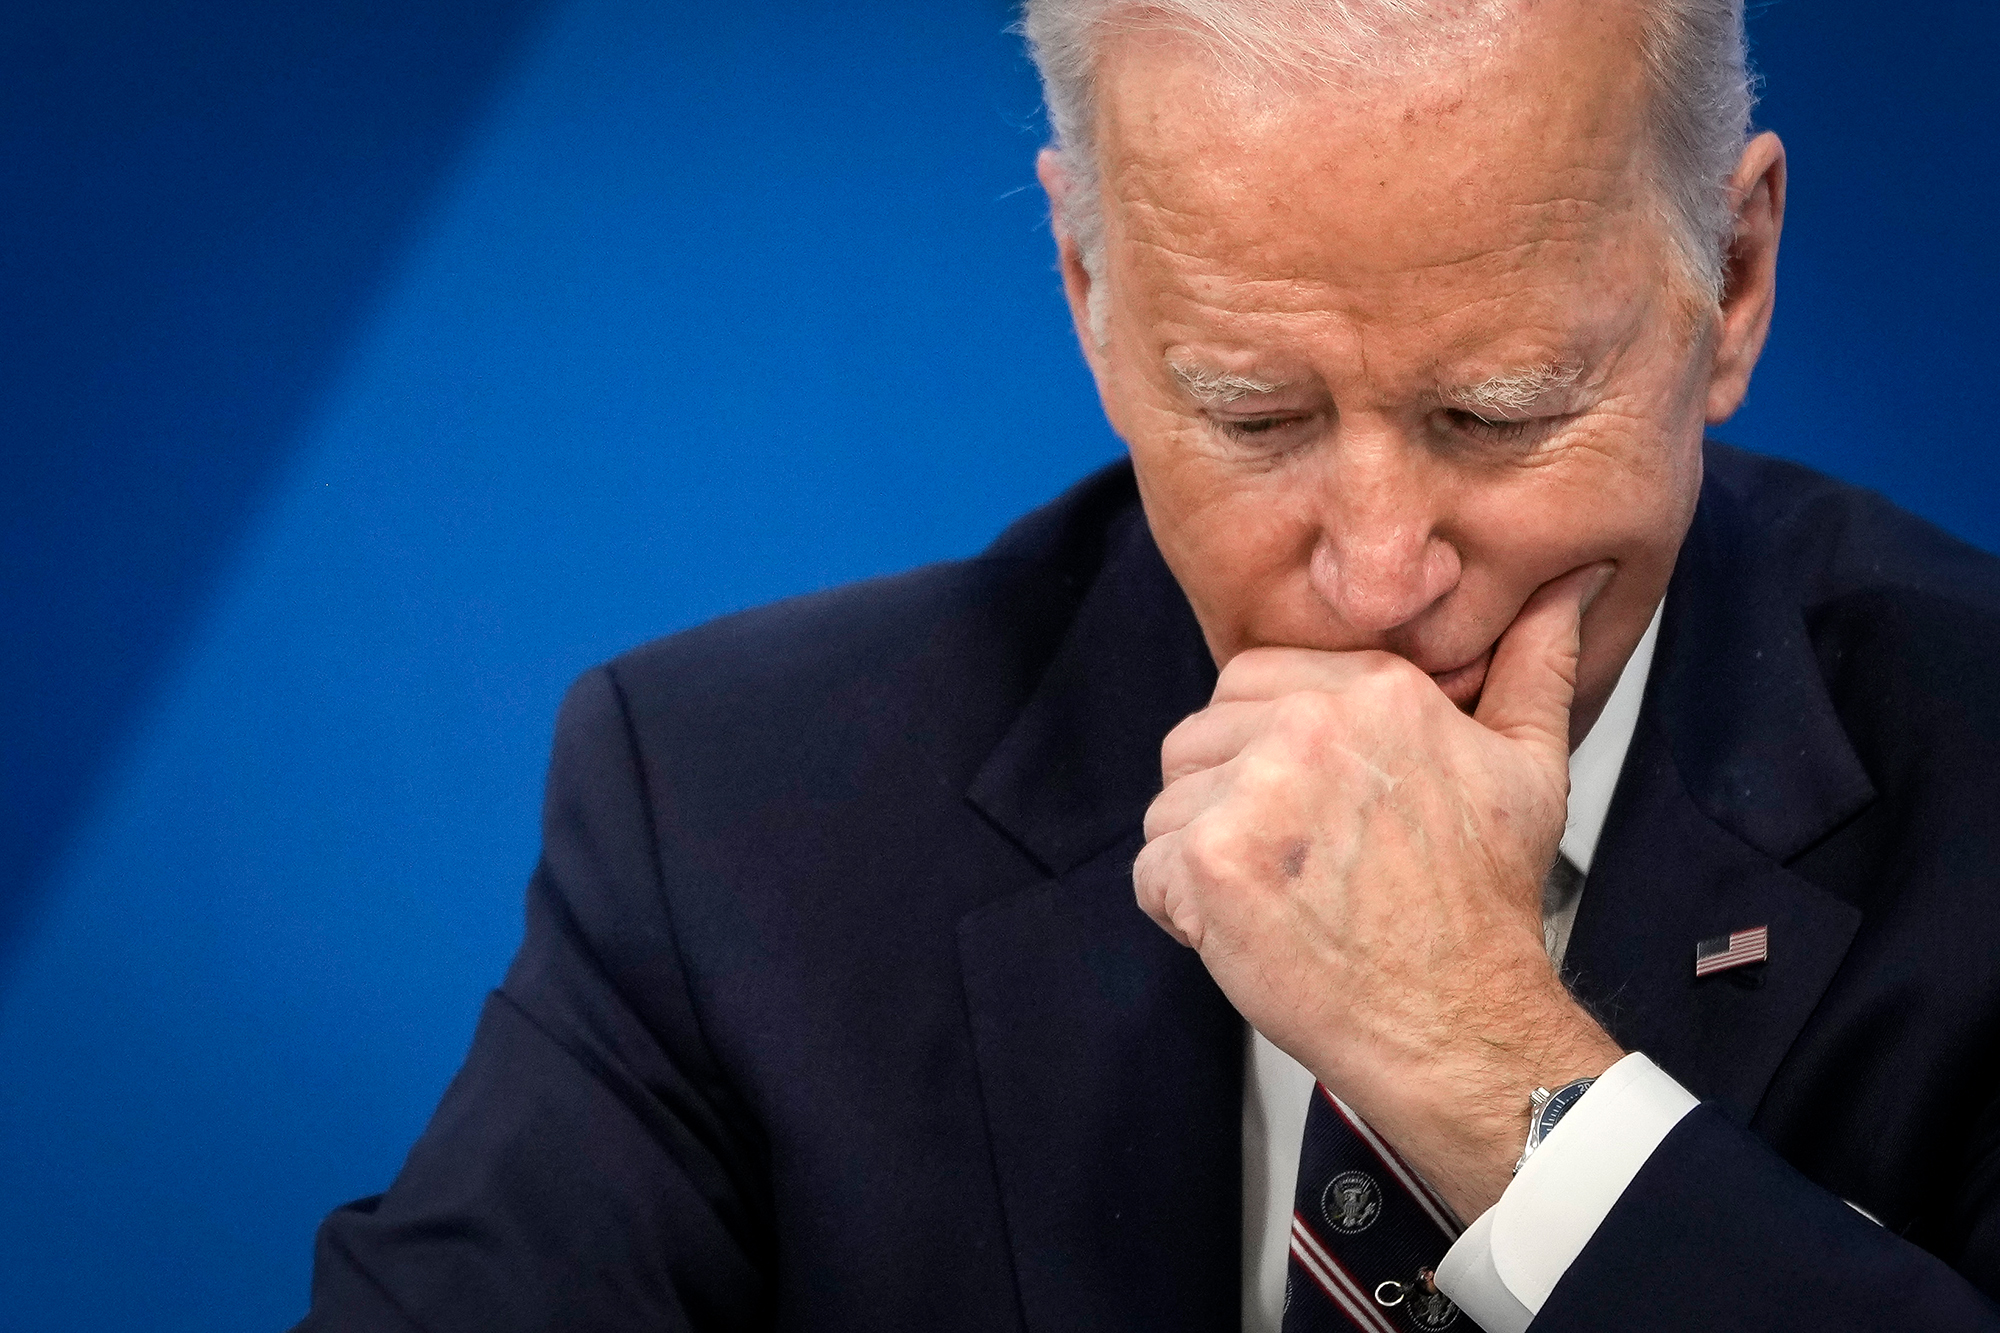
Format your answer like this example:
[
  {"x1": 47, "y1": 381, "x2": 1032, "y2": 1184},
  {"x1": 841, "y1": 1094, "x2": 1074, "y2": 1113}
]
[{"x1": 1320, "y1": 1170, "x2": 1382, "y2": 1235}]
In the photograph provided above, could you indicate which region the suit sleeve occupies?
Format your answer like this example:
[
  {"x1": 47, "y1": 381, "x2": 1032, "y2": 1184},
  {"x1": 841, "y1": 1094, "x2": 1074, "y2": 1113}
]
[
  {"x1": 1526, "y1": 1105, "x2": 2000, "y2": 1330},
  {"x1": 294, "y1": 666, "x2": 774, "y2": 1333}
]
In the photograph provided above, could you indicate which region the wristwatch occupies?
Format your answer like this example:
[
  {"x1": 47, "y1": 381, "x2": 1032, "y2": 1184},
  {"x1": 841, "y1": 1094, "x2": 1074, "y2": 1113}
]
[{"x1": 1512, "y1": 1076, "x2": 1596, "y2": 1174}]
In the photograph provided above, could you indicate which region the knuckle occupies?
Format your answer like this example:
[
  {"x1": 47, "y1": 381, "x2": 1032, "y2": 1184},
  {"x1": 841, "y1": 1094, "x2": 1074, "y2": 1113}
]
[
  {"x1": 1358, "y1": 652, "x2": 1429, "y2": 708},
  {"x1": 1180, "y1": 817, "x2": 1239, "y2": 881},
  {"x1": 1233, "y1": 749, "x2": 1292, "y2": 800},
  {"x1": 1215, "y1": 646, "x2": 1285, "y2": 698},
  {"x1": 1272, "y1": 689, "x2": 1337, "y2": 738},
  {"x1": 1270, "y1": 691, "x2": 1354, "y2": 765}
]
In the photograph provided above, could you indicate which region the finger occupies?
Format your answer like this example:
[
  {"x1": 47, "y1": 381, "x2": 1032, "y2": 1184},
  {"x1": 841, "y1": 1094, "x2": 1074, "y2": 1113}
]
[
  {"x1": 1161, "y1": 701, "x2": 1273, "y2": 784},
  {"x1": 1211, "y1": 644, "x2": 1380, "y2": 705},
  {"x1": 1473, "y1": 562, "x2": 1616, "y2": 768},
  {"x1": 1144, "y1": 762, "x2": 1230, "y2": 841},
  {"x1": 1131, "y1": 832, "x2": 1195, "y2": 947}
]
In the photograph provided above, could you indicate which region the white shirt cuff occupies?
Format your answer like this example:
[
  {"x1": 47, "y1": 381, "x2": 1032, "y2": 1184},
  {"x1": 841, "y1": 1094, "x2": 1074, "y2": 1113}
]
[{"x1": 1434, "y1": 1052, "x2": 1698, "y2": 1331}]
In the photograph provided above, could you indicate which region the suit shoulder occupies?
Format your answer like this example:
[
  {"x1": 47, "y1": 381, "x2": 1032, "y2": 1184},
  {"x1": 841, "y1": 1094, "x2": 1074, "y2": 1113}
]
[
  {"x1": 1705, "y1": 446, "x2": 2000, "y2": 812},
  {"x1": 583, "y1": 460, "x2": 1141, "y2": 794},
  {"x1": 1808, "y1": 581, "x2": 2000, "y2": 814},
  {"x1": 1705, "y1": 442, "x2": 2000, "y2": 615}
]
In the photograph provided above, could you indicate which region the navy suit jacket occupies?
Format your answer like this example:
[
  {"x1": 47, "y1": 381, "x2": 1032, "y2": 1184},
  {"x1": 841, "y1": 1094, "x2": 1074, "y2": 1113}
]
[{"x1": 300, "y1": 444, "x2": 2000, "y2": 1331}]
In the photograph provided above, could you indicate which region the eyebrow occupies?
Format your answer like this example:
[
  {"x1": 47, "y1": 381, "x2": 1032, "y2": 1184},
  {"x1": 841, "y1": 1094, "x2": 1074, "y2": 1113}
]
[
  {"x1": 1166, "y1": 355, "x2": 1588, "y2": 415},
  {"x1": 1165, "y1": 357, "x2": 1294, "y2": 406},
  {"x1": 1438, "y1": 363, "x2": 1584, "y2": 416}
]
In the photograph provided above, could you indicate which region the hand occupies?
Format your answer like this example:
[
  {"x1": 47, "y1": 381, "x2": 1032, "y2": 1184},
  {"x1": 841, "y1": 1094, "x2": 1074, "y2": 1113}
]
[{"x1": 1135, "y1": 564, "x2": 1626, "y2": 1219}]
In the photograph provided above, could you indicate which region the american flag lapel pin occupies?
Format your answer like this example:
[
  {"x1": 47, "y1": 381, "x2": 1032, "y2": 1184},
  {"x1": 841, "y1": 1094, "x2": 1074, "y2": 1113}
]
[{"x1": 1695, "y1": 924, "x2": 1770, "y2": 978}]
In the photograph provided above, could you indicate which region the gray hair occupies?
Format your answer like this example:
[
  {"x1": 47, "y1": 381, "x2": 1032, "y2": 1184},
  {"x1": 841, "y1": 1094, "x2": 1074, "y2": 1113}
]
[{"x1": 1018, "y1": 0, "x2": 1757, "y2": 334}]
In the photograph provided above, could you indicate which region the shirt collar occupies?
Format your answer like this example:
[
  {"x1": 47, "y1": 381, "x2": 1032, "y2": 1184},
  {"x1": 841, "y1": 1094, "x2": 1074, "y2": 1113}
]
[{"x1": 1560, "y1": 600, "x2": 1665, "y2": 875}]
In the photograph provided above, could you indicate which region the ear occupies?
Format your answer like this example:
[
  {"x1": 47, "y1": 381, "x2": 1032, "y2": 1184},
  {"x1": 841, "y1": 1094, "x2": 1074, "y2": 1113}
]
[
  {"x1": 1706, "y1": 131, "x2": 1787, "y2": 423},
  {"x1": 1036, "y1": 147, "x2": 1107, "y2": 378}
]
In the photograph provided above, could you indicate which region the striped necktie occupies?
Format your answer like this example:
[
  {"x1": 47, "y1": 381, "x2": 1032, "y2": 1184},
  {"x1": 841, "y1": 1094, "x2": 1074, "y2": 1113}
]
[{"x1": 1281, "y1": 1084, "x2": 1464, "y2": 1331}]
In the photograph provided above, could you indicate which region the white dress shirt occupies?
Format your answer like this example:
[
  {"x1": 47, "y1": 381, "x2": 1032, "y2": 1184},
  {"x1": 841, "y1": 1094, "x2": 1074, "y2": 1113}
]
[{"x1": 1241, "y1": 604, "x2": 1703, "y2": 1333}]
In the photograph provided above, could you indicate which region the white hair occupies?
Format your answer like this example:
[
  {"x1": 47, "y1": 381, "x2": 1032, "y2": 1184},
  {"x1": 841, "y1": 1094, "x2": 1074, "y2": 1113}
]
[{"x1": 1017, "y1": 0, "x2": 1757, "y2": 336}]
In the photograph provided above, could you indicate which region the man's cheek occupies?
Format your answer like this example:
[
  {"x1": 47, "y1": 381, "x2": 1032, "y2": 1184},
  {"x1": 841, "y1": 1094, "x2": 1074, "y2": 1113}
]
[
  {"x1": 1152, "y1": 498, "x2": 1307, "y2": 638},
  {"x1": 1457, "y1": 461, "x2": 1656, "y2": 582}
]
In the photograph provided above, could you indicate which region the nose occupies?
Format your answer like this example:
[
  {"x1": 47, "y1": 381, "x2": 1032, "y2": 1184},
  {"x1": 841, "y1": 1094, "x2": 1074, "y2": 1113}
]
[{"x1": 1305, "y1": 432, "x2": 1461, "y2": 635}]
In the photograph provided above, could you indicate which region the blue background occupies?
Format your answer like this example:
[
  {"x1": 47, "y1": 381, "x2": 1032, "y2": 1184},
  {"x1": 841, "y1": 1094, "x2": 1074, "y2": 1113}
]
[{"x1": 2, "y1": 2, "x2": 1994, "y2": 1328}]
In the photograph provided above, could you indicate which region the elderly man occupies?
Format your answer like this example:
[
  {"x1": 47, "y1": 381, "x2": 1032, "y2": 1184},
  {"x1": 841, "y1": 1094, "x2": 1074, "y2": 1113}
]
[{"x1": 299, "y1": 2, "x2": 2000, "y2": 1331}]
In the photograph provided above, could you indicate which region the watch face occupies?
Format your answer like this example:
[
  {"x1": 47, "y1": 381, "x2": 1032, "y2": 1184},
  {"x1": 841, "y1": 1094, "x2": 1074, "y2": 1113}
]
[{"x1": 1533, "y1": 1079, "x2": 1595, "y2": 1144}]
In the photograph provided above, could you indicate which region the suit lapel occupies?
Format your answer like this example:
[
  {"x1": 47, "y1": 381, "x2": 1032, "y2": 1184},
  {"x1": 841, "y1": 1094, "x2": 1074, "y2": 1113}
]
[
  {"x1": 959, "y1": 504, "x2": 1240, "y2": 1333},
  {"x1": 958, "y1": 836, "x2": 1243, "y2": 1332},
  {"x1": 964, "y1": 500, "x2": 1217, "y2": 878},
  {"x1": 1564, "y1": 711, "x2": 1865, "y2": 1124},
  {"x1": 1566, "y1": 446, "x2": 1874, "y2": 1124}
]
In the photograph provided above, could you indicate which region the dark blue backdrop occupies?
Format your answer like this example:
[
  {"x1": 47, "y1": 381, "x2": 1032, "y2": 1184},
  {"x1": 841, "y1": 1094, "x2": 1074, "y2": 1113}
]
[{"x1": 2, "y1": 2, "x2": 1994, "y2": 1329}]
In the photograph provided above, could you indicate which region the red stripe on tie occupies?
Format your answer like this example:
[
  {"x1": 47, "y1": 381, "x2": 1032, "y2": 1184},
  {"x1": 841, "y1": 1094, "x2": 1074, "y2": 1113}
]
[{"x1": 1291, "y1": 1212, "x2": 1399, "y2": 1333}]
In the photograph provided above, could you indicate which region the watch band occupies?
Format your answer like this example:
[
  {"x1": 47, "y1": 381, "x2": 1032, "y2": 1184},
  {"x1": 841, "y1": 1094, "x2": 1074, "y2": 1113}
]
[{"x1": 1512, "y1": 1076, "x2": 1597, "y2": 1174}]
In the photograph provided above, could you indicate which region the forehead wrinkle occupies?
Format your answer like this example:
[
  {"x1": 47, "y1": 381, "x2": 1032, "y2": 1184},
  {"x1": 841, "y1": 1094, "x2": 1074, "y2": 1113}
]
[{"x1": 1122, "y1": 218, "x2": 1334, "y2": 299}]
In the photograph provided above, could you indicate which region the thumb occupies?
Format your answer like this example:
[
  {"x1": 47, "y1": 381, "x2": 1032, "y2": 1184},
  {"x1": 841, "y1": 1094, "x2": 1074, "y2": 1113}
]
[{"x1": 1473, "y1": 562, "x2": 1616, "y2": 766}]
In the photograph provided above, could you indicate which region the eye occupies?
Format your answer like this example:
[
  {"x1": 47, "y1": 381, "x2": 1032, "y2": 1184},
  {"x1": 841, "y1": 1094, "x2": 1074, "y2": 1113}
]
[
  {"x1": 1220, "y1": 416, "x2": 1291, "y2": 436},
  {"x1": 1211, "y1": 413, "x2": 1312, "y2": 442},
  {"x1": 1447, "y1": 409, "x2": 1528, "y2": 438},
  {"x1": 1439, "y1": 408, "x2": 1563, "y2": 446}
]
